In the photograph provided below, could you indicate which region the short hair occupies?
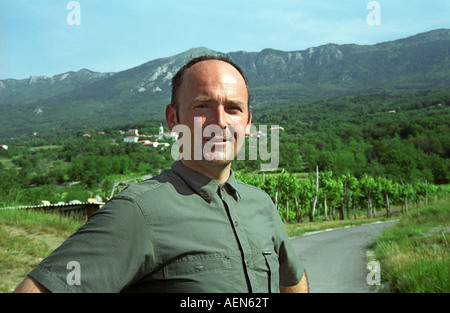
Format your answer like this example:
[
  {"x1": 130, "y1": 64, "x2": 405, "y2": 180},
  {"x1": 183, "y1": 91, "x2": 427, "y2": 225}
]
[{"x1": 170, "y1": 55, "x2": 250, "y2": 120}]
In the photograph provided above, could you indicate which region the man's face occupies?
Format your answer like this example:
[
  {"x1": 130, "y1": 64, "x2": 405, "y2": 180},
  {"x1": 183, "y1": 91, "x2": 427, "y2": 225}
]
[{"x1": 167, "y1": 60, "x2": 251, "y2": 168}]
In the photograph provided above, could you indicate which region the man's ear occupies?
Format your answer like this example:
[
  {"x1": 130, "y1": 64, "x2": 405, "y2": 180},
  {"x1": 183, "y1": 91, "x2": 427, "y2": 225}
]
[
  {"x1": 245, "y1": 110, "x2": 252, "y2": 136},
  {"x1": 165, "y1": 104, "x2": 178, "y2": 130}
]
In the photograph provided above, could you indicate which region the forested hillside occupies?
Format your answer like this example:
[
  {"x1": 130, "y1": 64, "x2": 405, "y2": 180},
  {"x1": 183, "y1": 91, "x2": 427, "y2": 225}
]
[
  {"x1": 247, "y1": 88, "x2": 450, "y2": 184},
  {"x1": 1, "y1": 87, "x2": 448, "y2": 208}
]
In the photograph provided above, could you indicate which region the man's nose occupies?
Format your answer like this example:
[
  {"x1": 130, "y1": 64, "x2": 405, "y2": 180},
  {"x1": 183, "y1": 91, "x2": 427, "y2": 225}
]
[{"x1": 214, "y1": 106, "x2": 228, "y2": 129}]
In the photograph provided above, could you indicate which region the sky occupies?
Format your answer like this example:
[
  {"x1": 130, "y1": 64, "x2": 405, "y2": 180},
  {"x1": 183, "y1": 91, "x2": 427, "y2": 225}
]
[{"x1": 0, "y1": 0, "x2": 449, "y2": 80}]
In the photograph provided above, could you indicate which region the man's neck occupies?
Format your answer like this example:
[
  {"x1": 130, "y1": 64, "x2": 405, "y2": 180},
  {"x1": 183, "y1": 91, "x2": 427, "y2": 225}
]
[{"x1": 181, "y1": 160, "x2": 231, "y2": 184}]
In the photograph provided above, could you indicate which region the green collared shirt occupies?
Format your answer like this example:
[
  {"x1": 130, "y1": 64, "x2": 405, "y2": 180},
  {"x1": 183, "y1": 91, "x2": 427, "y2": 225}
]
[{"x1": 29, "y1": 161, "x2": 304, "y2": 293}]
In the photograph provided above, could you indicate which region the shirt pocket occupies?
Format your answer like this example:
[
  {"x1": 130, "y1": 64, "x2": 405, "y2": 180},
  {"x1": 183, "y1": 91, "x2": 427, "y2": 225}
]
[
  {"x1": 164, "y1": 253, "x2": 232, "y2": 292},
  {"x1": 252, "y1": 250, "x2": 280, "y2": 293}
]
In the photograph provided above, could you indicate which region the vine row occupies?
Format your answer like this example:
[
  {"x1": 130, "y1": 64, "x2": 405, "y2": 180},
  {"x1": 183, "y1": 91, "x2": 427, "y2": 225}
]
[{"x1": 236, "y1": 169, "x2": 450, "y2": 222}]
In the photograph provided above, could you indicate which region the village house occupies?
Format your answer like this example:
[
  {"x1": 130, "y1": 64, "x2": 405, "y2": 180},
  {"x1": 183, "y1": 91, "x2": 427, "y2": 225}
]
[
  {"x1": 142, "y1": 141, "x2": 159, "y2": 148},
  {"x1": 270, "y1": 126, "x2": 284, "y2": 131},
  {"x1": 123, "y1": 136, "x2": 138, "y2": 143},
  {"x1": 122, "y1": 126, "x2": 176, "y2": 146},
  {"x1": 128, "y1": 129, "x2": 139, "y2": 136},
  {"x1": 159, "y1": 124, "x2": 178, "y2": 140},
  {"x1": 144, "y1": 141, "x2": 170, "y2": 148}
]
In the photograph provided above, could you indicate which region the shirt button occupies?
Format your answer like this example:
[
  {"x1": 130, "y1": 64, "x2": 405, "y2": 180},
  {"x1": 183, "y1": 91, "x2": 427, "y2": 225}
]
[{"x1": 234, "y1": 221, "x2": 238, "y2": 227}]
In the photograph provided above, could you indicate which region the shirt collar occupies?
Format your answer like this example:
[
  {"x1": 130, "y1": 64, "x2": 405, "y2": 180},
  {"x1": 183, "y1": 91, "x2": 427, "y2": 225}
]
[{"x1": 171, "y1": 161, "x2": 241, "y2": 203}]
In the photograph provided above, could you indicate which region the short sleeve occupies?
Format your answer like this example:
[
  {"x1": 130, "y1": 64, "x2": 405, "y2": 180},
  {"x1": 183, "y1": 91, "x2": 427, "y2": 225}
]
[
  {"x1": 28, "y1": 196, "x2": 155, "y2": 293},
  {"x1": 272, "y1": 207, "x2": 304, "y2": 286}
]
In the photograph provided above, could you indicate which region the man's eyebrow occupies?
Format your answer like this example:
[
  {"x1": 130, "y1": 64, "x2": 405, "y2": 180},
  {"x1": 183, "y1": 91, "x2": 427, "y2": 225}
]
[
  {"x1": 191, "y1": 97, "x2": 246, "y2": 107},
  {"x1": 227, "y1": 99, "x2": 246, "y2": 107},
  {"x1": 191, "y1": 96, "x2": 212, "y2": 103}
]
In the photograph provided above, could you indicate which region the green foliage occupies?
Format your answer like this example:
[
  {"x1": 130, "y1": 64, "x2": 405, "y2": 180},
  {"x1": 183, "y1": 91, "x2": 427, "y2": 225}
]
[
  {"x1": 0, "y1": 130, "x2": 173, "y2": 206},
  {"x1": 0, "y1": 87, "x2": 449, "y2": 214},
  {"x1": 253, "y1": 88, "x2": 450, "y2": 184},
  {"x1": 237, "y1": 169, "x2": 450, "y2": 223}
]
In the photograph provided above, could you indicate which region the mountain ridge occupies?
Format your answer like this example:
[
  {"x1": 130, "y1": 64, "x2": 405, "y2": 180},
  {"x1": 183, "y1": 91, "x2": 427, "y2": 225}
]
[{"x1": 0, "y1": 29, "x2": 449, "y2": 140}]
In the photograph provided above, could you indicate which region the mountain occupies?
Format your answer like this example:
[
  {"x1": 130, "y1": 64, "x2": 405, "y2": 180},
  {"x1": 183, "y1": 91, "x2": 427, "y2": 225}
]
[
  {"x1": 0, "y1": 29, "x2": 449, "y2": 140},
  {"x1": 0, "y1": 69, "x2": 115, "y2": 104}
]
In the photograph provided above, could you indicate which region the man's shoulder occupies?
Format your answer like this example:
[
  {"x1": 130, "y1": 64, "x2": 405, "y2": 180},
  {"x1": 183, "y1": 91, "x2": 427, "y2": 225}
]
[{"x1": 114, "y1": 169, "x2": 180, "y2": 201}]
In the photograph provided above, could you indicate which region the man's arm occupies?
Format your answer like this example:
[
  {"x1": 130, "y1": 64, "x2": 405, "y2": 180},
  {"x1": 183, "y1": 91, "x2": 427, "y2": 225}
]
[
  {"x1": 280, "y1": 270, "x2": 309, "y2": 293},
  {"x1": 13, "y1": 276, "x2": 50, "y2": 293}
]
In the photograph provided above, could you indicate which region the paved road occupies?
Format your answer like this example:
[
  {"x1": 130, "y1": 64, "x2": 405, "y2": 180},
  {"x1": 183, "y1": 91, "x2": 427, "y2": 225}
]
[{"x1": 290, "y1": 221, "x2": 397, "y2": 293}]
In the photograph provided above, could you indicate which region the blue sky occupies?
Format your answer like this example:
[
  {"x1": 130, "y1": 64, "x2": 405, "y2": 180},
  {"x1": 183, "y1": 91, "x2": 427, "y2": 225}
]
[{"x1": 1, "y1": 0, "x2": 449, "y2": 79}]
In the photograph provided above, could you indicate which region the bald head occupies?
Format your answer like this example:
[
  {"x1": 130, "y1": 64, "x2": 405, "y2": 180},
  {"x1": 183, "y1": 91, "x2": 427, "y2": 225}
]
[{"x1": 170, "y1": 56, "x2": 250, "y2": 121}]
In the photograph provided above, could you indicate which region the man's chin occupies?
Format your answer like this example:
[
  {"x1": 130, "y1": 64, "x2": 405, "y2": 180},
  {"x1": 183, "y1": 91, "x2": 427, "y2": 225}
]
[{"x1": 202, "y1": 153, "x2": 234, "y2": 167}]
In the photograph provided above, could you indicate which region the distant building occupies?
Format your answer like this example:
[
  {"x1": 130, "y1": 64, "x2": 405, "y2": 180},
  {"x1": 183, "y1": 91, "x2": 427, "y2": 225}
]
[
  {"x1": 270, "y1": 126, "x2": 284, "y2": 131},
  {"x1": 143, "y1": 141, "x2": 159, "y2": 148},
  {"x1": 159, "y1": 123, "x2": 178, "y2": 140},
  {"x1": 249, "y1": 130, "x2": 267, "y2": 138},
  {"x1": 144, "y1": 142, "x2": 170, "y2": 148},
  {"x1": 128, "y1": 129, "x2": 139, "y2": 136},
  {"x1": 124, "y1": 136, "x2": 138, "y2": 143},
  {"x1": 0, "y1": 145, "x2": 7, "y2": 150}
]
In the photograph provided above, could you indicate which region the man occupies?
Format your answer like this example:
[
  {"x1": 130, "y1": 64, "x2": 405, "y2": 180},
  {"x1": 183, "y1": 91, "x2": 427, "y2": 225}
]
[{"x1": 14, "y1": 55, "x2": 308, "y2": 293}]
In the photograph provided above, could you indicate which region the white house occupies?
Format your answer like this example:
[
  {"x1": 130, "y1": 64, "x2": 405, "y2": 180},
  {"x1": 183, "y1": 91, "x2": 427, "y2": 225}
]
[
  {"x1": 143, "y1": 141, "x2": 159, "y2": 147},
  {"x1": 1, "y1": 145, "x2": 7, "y2": 150},
  {"x1": 124, "y1": 136, "x2": 138, "y2": 143},
  {"x1": 128, "y1": 129, "x2": 139, "y2": 136},
  {"x1": 159, "y1": 124, "x2": 178, "y2": 140}
]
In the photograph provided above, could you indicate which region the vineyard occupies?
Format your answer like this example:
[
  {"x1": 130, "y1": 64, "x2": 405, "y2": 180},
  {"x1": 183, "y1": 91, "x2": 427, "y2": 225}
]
[{"x1": 235, "y1": 169, "x2": 450, "y2": 223}]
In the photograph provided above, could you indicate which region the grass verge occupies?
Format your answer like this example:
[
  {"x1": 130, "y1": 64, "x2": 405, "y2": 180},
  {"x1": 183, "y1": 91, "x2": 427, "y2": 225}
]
[
  {"x1": 372, "y1": 199, "x2": 449, "y2": 293},
  {"x1": 284, "y1": 214, "x2": 394, "y2": 238},
  {"x1": 0, "y1": 209, "x2": 84, "y2": 293}
]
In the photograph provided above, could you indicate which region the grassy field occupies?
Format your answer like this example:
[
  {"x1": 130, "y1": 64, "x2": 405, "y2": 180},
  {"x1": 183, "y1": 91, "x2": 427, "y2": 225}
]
[
  {"x1": 372, "y1": 199, "x2": 449, "y2": 293},
  {"x1": 0, "y1": 209, "x2": 84, "y2": 293},
  {"x1": 0, "y1": 199, "x2": 448, "y2": 293}
]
